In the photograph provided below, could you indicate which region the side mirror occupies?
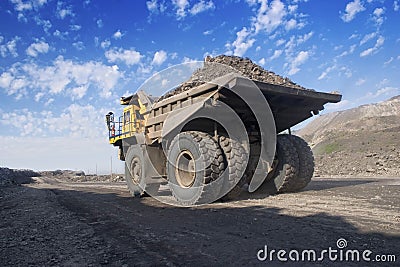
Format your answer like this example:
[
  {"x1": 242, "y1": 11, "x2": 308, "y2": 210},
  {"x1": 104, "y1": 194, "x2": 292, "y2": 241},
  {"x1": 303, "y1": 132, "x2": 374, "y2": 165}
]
[{"x1": 105, "y1": 112, "x2": 113, "y2": 131}]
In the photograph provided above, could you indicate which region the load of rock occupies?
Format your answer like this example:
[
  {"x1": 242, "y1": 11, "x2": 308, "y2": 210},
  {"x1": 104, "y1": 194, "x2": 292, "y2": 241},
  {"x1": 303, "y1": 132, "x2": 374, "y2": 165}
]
[
  {"x1": 0, "y1": 167, "x2": 40, "y2": 186},
  {"x1": 159, "y1": 55, "x2": 308, "y2": 100}
]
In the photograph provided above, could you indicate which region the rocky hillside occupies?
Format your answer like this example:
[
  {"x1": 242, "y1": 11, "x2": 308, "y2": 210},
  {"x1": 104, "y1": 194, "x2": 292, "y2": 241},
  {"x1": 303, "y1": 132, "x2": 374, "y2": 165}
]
[{"x1": 297, "y1": 95, "x2": 400, "y2": 176}]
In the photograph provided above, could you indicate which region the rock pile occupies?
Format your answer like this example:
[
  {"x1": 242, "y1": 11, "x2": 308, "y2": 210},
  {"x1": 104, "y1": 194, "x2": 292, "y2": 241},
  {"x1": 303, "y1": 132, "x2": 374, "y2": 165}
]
[
  {"x1": 0, "y1": 167, "x2": 40, "y2": 186},
  {"x1": 39, "y1": 170, "x2": 125, "y2": 182},
  {"x1": 159, "y1": 55, "x2": 308, "y2": 100}
]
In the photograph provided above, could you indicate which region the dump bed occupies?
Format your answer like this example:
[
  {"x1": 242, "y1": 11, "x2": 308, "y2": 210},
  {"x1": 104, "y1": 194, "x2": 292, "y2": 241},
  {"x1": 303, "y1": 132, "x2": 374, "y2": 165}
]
[
  {"x1": 145, "y1": 76, "x2": 341, "y2": 143},
  {"x1": 244, "y1": 78, "x2": 341, "y2": 132}
]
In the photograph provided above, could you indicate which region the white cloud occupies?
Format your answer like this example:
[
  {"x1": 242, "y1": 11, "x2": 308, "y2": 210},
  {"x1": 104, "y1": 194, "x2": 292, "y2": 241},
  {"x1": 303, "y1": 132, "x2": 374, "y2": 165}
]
[
  {"x1": 372, "y1": 7, "x2": 385, "y2": 26},
  {"x1": 318, "y1": 65, "x2": 336, "y2": 80},
  {"x1": 72, "y1": 41, "x2": 85, "y2": 50},
  {"x1": 288, "y1": 50, "x2": 309, "y2": 75},
  {"x1": 97, "y1": 19, "x2": 104, "y2": 28},
  {"x1": 284, "y1": 32, "x2": 313, "y2": 55},
  {"x1": 349, "y1": 33, "x2": 359, "y2": 40},
  {"x1": 360, "y1": 32, "x2": 377, "y2": 45},
  {"x1": 339, "y1": 45, "x2": 357, "y2": 57},
  {"x1": 246, "y1": 0, "x2": 257, "y2": 6},
  {"x1": 0, "y1": 56, "x2": 122, "y2": 100},
  {"x1": 112, "y1": 30, "x2": 123, "y2": 39},
  {"x1": 360, "y1": 36, "x2": 384, "y2": 57},
  {"x1": 258, "y1": 58, "x2": 266, "y2": 65},
  {"x1": 146, "y1": 0, "x2": 166, "y2": 14},
  {"x1": 270, "y1": 49, "x2": 282, "y2": 60},
  {"x1": 0, "y1": 36, "x2": 19, "y2": 57},
  {"x1": 182, "y1": 57, "x2": 197, "y2": 64},
  {"x1": 203, "y1": 30, "x2": 213, "y2": 35},
  {"x1": 377, "y1": 78, "x2": 389, "y2": 88},
  {"x1": 0, "y1": 136, "x2": 121, "y2": 173},
  {"x1": 35, "y1": 17, "x2": 52, "y2": 33},
  {"x1": 356, "y1": 78, "x2": 366, "y2": 86},
  {"x1": 360, "y1": 48, "x2": 374, "y2": 57},
  {"x1": 26, "y1": 40, "x2": 49, "y2": 57},
  {"x1": 285, "y1": 18, "x2": 297, "y2": 31},
  {"x1": 105, "y1": 48, "x2": 142, "y2": 66},
  {"x1": 57, "y1": 2, "x2": 74, "y2": 19},
  {"x1": 1, "y1": 104, "x2": 109, "y2": 138},
  {"x1": 190, "y1": 0, "x2": 215, "y2": 15},
  {"x1": 325, "y1": 99, "x2": 351, "y2": 112},
  {"x1": 384, "y1": 57, "x2": 394, "y2": 65},
  {"x1": 0, "y1": 72, "x2": 14, "y2": 88},
  {"x1": 151, "y1": 50, "x2": 168, "y2": 65},
  {"x1": 172, "y1": 0, "x2": 189, "y2": 19},
  {"x1": 161, "y1": 79, "x2": 169, "y2": 87},
  {"x1": 10, "y1": 0, "x2": 33, "y2": 12},
  {"x1": 253, "y1": 0, "x2": 287, "y2": 33},
  {"x1": 147, "y1": 0, "x2": 158, "y2": 12},
  {"x1": 373, "y1": 7, "x2": 384, "y2": 17},
  {"x1": 53, "y1": 30, "x2": 68, "y2": 39},
  {"x1": 0, "y1": 72, "x2": 27, "y2": 99},
  {"x1": 288, "y1": 4, "x2": 297, "y2": 13},
  {"x1": 341, "y1": 0, "x2": 365, "y2": 22},
  {"x1": 226, "y1": 27, "x2": 255, "y2": 57},
  {"x1": 376, "y1": 36, "x2": 385, "y2": 46},
  {"x1": 340, "y1": 66, "x2": 352, "y2": 78},
  {"x1": 395, "y1": 1, "x2": 400, "y2": 11},
  {"x1": 275, "y1": 39, "x2": 285, "y2": 46},
  {"x1": 363, "y1": 87, "x2": 400, "y2": 100},
  {"x1": 297, "y1": 31, "x2": 314, "y2": 43},
  {"x1": 70, "y1": 24, "x2": 81, "y2": 31},
  {"x1": 100, "y1": 39, "x2": 111, "y2": 49},
  {"x1": 71, "y1": 85, "x2": 88, "y2": 99},
  {"x1": 375, "y1": 87, "x2": 398, "y2": 97}
]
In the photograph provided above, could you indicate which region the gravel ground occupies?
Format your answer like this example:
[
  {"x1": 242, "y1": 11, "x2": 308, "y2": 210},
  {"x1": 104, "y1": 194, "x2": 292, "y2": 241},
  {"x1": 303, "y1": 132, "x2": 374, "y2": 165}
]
[{"x1": 1, "y1": 176, "x2": 399, "y2": 266}]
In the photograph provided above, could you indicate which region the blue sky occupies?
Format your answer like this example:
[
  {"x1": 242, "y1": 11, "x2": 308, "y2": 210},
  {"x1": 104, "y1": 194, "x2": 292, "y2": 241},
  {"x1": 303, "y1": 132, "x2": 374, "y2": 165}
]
[{"x1": 0, "y1": 0, "x2": 399, "y2": 173}]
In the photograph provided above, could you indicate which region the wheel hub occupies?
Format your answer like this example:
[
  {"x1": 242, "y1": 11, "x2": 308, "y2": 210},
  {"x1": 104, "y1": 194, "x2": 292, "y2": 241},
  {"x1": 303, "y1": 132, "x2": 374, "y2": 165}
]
[
  {"x1": 130, "y1": 157, "x2": 141, "y2": 184},
  {"x1": 175, "y1": 150, "x2": 196, "y2": 188}
]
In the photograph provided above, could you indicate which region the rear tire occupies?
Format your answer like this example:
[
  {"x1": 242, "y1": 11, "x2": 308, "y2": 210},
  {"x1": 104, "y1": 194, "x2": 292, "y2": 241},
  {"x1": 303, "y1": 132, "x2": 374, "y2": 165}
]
[
  {"x1": 286, "y1": 135, "x2": 314, "y2": 190},
  {"x1": 264, "y1": 135, "x2": 300, "y2": 193},
  {"x1": 167, "y1": 131, "x2": 224, "y2": 206},
  {"x1": 218, "y1": 136, "x2": 248, "y2": 201}
]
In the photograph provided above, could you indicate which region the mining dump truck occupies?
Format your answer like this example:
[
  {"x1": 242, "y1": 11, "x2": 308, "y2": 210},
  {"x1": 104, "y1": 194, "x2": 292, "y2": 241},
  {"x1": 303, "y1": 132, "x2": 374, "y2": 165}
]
[{"x1": 106, "y1": 60, "x2": 341, "y2": 206}]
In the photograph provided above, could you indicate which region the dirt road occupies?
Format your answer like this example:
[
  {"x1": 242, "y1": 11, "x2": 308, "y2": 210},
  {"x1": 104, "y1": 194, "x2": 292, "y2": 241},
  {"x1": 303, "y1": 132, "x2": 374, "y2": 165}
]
[{"x1": 1, "y1": 176, "x2": 399, "y2": 266}]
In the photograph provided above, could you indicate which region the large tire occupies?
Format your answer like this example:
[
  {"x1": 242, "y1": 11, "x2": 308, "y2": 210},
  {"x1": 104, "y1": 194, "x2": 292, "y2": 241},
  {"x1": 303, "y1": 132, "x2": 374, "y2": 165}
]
[
  {"x1": 286, "y1": 135, "x2": 314, "y2": 190},
  {"x1": 167, "y1": 131, "x2": 224, "y2": 206},
  {"x1": 264, "y1": 135, "x2": 300, "y2": 193},
  {"x1": 218, "y1": 136, "x2": 248, "y2": 201},
  {"x1": 125, "y1": 145, "x2": 160, "y2": 197}
]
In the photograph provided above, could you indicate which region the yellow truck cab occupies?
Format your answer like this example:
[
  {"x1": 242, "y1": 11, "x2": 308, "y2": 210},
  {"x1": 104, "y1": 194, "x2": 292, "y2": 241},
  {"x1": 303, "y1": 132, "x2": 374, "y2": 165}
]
[{"x1": 106, "y1": 92, "x2": 151, "y2": 160}]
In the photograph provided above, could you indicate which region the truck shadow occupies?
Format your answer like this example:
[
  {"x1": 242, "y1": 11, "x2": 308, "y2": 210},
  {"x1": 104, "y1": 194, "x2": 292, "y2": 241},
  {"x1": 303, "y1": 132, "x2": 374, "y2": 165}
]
[
  {"x1": 240, "y1": 178, "x2": 379, "y2": 200},
  {"x1": 2, "y1": 183, "x2": 397, "y2": 266}
]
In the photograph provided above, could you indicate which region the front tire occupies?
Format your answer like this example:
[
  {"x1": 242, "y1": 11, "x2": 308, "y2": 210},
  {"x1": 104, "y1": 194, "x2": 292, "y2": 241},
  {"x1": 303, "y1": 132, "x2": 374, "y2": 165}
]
[{"x1": 125, "y1": 145, "x2": 160, "y2": 197}]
